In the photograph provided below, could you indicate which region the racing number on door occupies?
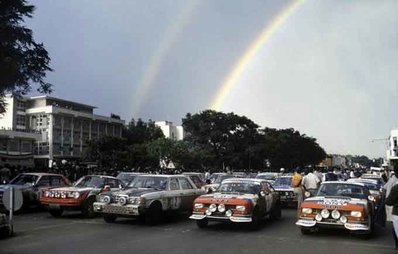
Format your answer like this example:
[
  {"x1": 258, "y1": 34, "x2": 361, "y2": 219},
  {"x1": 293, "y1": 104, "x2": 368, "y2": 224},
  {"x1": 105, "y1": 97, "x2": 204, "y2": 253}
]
[{"x1": 169, "y1": 197, "x2": 181, "y2": 209}]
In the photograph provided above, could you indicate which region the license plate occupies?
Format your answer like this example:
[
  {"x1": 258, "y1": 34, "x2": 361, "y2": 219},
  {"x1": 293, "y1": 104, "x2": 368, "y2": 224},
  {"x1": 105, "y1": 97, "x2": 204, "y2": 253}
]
[{"x1": 49, "y1": 204, "x2": 60, "y2": 209}]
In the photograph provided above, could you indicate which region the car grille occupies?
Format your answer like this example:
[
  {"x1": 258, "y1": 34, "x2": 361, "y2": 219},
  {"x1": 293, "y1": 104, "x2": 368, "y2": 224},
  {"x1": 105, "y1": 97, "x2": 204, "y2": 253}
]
[{"x1": 103, "y1": 205, "x2": 135, "y2": 215}]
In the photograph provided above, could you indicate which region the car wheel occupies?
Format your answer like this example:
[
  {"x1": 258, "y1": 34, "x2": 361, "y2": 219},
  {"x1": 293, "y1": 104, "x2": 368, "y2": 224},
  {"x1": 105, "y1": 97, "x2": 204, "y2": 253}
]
[
  {"x1": 270, "y1": 201, "x2": 282, "y2": 220},
  {"x1": 145, "y1": 202, "x2": 163, "y2": 226},
  {"x1": 250, "y1": 207, "x2": 261, "y2": 230},
  {"x1": 300, "y1": 227, "x2": 312, "y2": 235},
  {"x1": 49, "y1": 209, "x2": 63, "y2": 218},
  {"x1": 82, "y1": 198, "x2": 96, "y2": 218},
  {"x1": 196, "y1": 219, "x2": 208, "y2": 228},
  {"x1": 103, "y1": 215, "x2": 117, "y2": 223}
]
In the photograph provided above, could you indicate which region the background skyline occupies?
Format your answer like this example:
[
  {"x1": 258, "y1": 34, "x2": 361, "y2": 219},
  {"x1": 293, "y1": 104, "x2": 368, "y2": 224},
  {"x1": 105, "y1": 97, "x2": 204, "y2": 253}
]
[{"x1": 26, "y1": 0, "x2": 398, "y2": 158}]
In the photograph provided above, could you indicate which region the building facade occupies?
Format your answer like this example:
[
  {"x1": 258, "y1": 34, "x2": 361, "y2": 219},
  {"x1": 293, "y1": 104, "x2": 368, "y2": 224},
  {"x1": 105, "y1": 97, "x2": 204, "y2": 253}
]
[
  {"x1": 0, "y1": 95, "x2": 124, "y2": 167},
  {"x1": 155, "y1": 121, "x2": 184, "y2": 141}
]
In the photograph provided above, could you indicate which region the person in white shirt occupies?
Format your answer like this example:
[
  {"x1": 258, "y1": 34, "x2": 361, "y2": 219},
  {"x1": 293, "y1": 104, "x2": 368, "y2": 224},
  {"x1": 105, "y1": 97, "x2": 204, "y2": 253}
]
[
  {"x1": 302, "y1": 170, "x2": 320, "y2": 196},
  {"x1": 384, "y1": 170, "x2": 398, "y2": 222}
]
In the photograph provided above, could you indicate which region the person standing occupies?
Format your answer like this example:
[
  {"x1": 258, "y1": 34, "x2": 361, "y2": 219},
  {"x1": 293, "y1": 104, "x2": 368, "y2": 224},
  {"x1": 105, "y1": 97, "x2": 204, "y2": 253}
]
[
  {"x1": 385, "y1": 183, "x2": 398, "y2": 250},
  {"x1": 291, "y1": 169, "x2": 303, "y2": 216},
  {"x1": 302, "y1": 169, "x2": 320, "y2": 196},
  {"x1": 384, "y1": 170, "x2": 398, "y2": 222}
]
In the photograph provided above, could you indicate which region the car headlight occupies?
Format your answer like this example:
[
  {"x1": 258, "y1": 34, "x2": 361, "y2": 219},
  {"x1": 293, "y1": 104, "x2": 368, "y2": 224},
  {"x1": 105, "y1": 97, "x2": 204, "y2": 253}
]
[
  {"x1": 302, "y1": 208, "x2": 312, "y2": 214},
  {"x1": 321, "y1": 209, "x2": 330, "y2": 219},
  {"x1": 60, "y1": 192, "x2": 66, "y2": 199},
  {"x1": 236, "y1": 205, "x2": 246, "y2": 212},
  {"x1": 331, "y1": 209, "x2": 340, "y2": 219},
  {"x1": 340, "y1": 216, "x2": 347, "y2": 223},
  {"x1": 73, "y1": 192, "x2": 80, "y2": 199},
  {"x1": 209, "y1": 204, "x2": 217, "y2": 212},
  {"x1": 102, "y1": 196, "x2": 111, "y2": 204},
  {"x1": 44, "y1": 191, "x2": 50, "y2": 197},
  {"x1": 118, "y1": 196, "x2": 127, "y2": 206},
  {"x1": 225, "y1": 210, "x2": 232, "y2": 217},
  {"x1": 304, "y1": 191, "x2": 311, "y2": 198},
  {"x1": 350, "y1": 211, "x2": 362, "y2": 218},
  {"x1": 315, "y1": 213, "x2": 322, "y2": 221},
  {"x1": 194, "y1": 203, "x2": 204, "y2": 209},
  {"x1": 218, "y1": 204, "x2": 226, "y2": 213}
]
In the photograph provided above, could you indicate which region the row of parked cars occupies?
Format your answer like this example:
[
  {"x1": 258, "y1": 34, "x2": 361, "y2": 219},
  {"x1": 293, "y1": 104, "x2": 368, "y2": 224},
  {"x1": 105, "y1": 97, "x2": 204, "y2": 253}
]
[{"x1": 0, "y1": 171, "x2": 385, "y2": 237}]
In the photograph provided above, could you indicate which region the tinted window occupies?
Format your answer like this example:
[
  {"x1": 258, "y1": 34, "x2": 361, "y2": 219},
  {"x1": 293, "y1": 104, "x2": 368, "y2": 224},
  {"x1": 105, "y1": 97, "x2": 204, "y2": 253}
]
[
  {"x1": 10, "y1": 174, "x2": 38, "y2": 185},
  {"x1": 50, "y1": 176, "x2": 67, "y2": 186},
  {"x1": 74, "y1": 176, "x2": 105, "y2": 188},
  {"x1": 170, "y1": 178, "x2": 180, "y2": 190},
  {"x1": 105, "y1": 178, "x2": 120, "y2": 188},
  {"x1": 179, "y1": 177, "x2": 194, "y2": 190},
  {"x1": 36, "y1": 176, "x2": 51, "y2": 187},
  {"x1": 128, "y1": 176, "x2": 168, "y2": 190}
]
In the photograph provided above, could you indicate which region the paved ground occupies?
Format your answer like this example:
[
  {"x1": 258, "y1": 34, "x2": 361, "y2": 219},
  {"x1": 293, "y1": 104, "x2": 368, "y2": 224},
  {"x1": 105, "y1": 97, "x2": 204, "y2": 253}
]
[{"x1": 0, "y1": 208, "x2": 396, "y2": 254}]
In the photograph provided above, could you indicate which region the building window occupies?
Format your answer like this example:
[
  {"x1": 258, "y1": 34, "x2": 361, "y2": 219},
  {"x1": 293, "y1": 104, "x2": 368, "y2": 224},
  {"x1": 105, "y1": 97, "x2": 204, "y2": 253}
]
[
  {"x1": 16, "y1": 100, "x2": 26, "y2": 111},
  {"x1": 394, "y1": 137, "x2": 397, "y2": 147},
  {"x1": 16, "y1": 115, "x2": 26, "y2": 126}
]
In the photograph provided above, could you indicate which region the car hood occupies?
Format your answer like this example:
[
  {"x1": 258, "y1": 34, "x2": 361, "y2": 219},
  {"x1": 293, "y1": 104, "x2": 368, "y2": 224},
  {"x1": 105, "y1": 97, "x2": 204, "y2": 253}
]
[
  {"x1": 196, "y1": 192, "x2": 257, "y2": 203},
  {"x1": 302, "y1": 196, "x2": 368, "y2": 210},
  {"x1": 49, "y1": 186, "x2": 97, "y2": 192},
  {"x1": 111, "y1": 188, "x2": 163, "y2": 197}
]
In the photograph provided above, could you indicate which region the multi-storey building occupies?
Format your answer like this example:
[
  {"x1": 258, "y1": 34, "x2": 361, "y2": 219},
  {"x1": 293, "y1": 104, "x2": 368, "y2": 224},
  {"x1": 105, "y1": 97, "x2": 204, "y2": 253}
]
[
  {"x1": 0, "y1": 95, "x2": 124, "y2": 167},
  {"x1": 155, "y1": 121, "x2": 184, "y2": 141}
]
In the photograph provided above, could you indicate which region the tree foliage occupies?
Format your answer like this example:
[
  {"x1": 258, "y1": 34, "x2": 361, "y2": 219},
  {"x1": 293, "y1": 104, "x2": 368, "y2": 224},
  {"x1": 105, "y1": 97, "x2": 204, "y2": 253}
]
[{"x1": 0, "y1": 0, "x2": 52, "y2": 112}]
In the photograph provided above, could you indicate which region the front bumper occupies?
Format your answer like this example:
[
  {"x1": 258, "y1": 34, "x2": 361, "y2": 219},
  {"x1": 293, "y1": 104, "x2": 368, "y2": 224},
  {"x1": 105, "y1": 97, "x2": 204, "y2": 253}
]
[
  {"x1": 93, "y1": 202, "x2": 142, "y2": 216},
  {"x1": 296, "y1": 218, "x2": 370, "y2": 231},
  {"x1": 190, "y1": 213, "x2": 252, "y2": 223}
]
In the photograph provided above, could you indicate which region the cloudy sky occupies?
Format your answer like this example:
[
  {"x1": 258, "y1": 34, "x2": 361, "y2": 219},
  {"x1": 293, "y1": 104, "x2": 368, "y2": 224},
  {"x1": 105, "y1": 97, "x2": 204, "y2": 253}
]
[{"x1": 27, "y1": 0, "x2": 398, "y2": 158}]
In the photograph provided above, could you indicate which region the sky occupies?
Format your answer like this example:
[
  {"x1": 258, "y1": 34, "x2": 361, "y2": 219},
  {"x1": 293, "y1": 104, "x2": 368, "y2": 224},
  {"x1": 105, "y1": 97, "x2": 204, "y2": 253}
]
[{"x1": 26, "y1": 0, "x2": 398, "y2": 158}]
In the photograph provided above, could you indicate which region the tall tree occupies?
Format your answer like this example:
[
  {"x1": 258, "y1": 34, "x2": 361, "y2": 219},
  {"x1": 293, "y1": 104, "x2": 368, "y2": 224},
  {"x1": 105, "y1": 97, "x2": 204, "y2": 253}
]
[
  {"x1": 182, "y1": 110, "x2": 259, "y2": 169},
  {"x1": 0, "y1": 0, "x2": 52, "y2": 112}
]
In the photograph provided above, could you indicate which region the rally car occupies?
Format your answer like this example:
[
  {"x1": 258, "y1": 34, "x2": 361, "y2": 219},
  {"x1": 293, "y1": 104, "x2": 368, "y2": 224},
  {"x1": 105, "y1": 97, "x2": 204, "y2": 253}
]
[
  {"x1": 190, "y1": 178, "x2": 281, "y2": 229},
  {"x1": 40, "y1": 175, "x2": 124, "y2": 218},
  {"x1": 94, "y1": 175, "x2": 203, "y2": 225},
  {"x1": 296, "y1": 181, "x2": 375, "y2": 236},
  {"x1": 273, "y1": 175, "x2": 297, "y2": 207}
]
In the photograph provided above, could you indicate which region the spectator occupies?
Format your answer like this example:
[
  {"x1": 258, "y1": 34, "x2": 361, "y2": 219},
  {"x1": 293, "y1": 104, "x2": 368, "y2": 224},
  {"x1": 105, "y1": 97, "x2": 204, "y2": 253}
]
[
  {"x1": 302, "y1": 169, "x2": 320, "y2": 196},
  {"x1": 291, "y1": 168, "x2": 303, "y2": 217},
  {"x1": 323, "y1": 168, "x2": 338, "y2": 182},
  {"x1": 385, "y1": 183, "x2": 398, "y2": 250},
  {"x1": 384, "y1": 170, "x2": 398, "y2": 222}
]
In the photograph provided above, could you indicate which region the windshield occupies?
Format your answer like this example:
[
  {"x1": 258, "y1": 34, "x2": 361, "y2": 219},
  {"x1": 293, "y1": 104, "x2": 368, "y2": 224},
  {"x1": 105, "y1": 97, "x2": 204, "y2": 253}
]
[
  {"x1": 117, "y1": 173, "x2": 137, "y2": 182},
  {"x1": 128, "y1": 176, "x2": 168, "y2": 190},
  {"x1": 218, "y1": 182, "x2": 261, "y2": 194},
  {"x1": 74, "y1": 176, "x2": 105, "y2": 188},
  {"x1": 256, "y1": 174, "x2": 276, "y2": 180},
  {"x1": 274, "y1": 177, "x2": 291, "y2": 186},
  {"x1": 10, "y1": 174, "x2": 38, "y2": 185},
  {"x1": 317, "y1": 183, "x2": 368, "y2": 199},
  {"x1": 214, "y1": 175, "x2": 234, "y2": 184}
]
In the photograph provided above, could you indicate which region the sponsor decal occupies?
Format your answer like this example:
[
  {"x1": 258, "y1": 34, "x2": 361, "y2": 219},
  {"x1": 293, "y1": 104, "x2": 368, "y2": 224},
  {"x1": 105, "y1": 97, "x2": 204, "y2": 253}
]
[{"x1": 317, "y1": 199, "x2": 348, "y2": 209}]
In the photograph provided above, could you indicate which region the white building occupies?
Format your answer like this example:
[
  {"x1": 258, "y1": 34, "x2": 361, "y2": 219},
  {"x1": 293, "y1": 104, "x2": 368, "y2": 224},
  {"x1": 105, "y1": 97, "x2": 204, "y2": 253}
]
[
  {"x1": 155, "y1": 121, "x2": 184, "y2": 141},
  {"x1": 387, "y1": 130, "x2": 398, "y2": 163},
  {"x1": 0, "y1": 95, "x2": 124, "y2": 167}
]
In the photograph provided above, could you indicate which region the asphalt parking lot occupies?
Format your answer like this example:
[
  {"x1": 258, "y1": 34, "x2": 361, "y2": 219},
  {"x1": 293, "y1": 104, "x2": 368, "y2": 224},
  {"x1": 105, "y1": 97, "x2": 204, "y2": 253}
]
[{"x1": 0, "y1": 208, "x2": 395, "y2": 254}]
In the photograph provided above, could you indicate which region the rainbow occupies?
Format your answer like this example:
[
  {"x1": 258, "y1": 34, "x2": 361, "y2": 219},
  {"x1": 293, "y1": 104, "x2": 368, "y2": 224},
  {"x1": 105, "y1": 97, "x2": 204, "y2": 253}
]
[
  {"x1": 210, "y1": 0, "x2": 304, "y2": 111},
  {"x1": 132, "y1": 0, "x2": 201, "y2": 117}
]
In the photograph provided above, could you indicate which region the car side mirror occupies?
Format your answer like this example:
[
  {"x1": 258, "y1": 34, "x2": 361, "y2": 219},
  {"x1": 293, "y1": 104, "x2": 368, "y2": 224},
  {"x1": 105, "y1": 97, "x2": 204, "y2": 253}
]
[
  {"x1": 368, "y1": 195, "x2": 375, "y2": 202},
  {"x1": 260, "y1": 191, "x2": 266, "y2": 197}
]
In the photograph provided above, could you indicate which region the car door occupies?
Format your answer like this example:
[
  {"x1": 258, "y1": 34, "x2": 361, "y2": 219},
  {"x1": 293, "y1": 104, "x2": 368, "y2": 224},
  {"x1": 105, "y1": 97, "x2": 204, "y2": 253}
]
[
  {"x1": 178, "y1": 177, "x2": 197, "y2": 210},
  {"x1": 164, "y1": 177, "x2": 182, "y2": 210}
]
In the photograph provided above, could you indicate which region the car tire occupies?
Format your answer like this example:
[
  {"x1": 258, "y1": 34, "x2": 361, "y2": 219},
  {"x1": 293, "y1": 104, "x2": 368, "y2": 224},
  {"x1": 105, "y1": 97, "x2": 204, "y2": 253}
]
[
  {"x1": 103, "y1": 214, "x2": 117, "y2": 223},
  {"x1": 145, "y1": 202, "x2": 163, "y2": 226},
  {"x1": 49, "y1": 209, "x2": 63, "y2": 218},
  {"x1": 82, "y1": 197, "x2": 96, "y2": 218},
  {"x1": 270, "y1": 201, "x2": 282, "y2": 220},
  {"x1": 196, "y1": 219, "x2": 208, "y2": 228},
  {"x1": 300, "y1": 227, "x2": 312, "y2": 235},
  {"x1": 250, "y1": 206, "x2": 261, "y2": 230}
]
